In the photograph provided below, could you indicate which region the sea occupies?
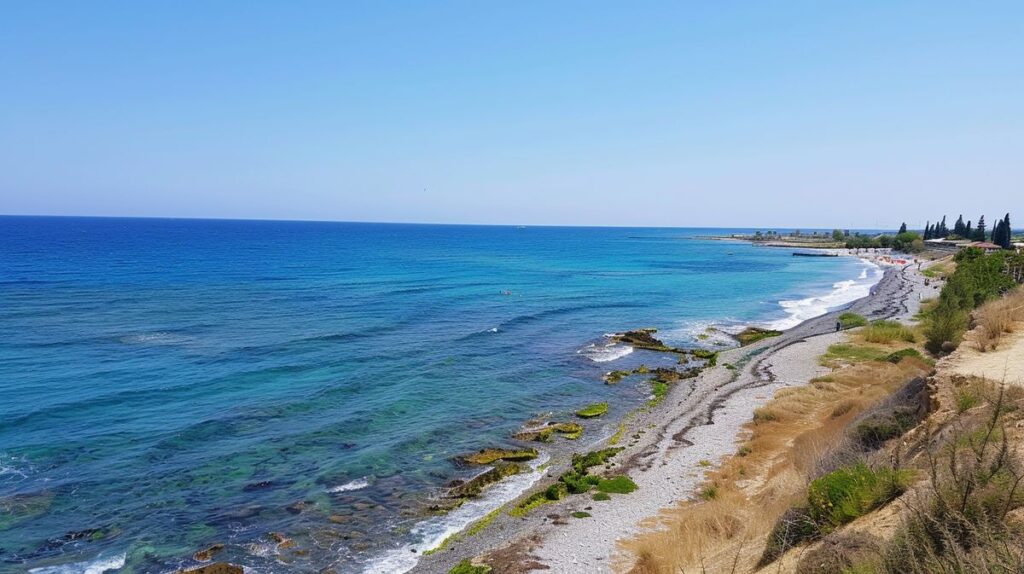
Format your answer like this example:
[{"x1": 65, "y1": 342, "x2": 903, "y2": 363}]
[{"x1": 0, "y1": 217, "x2": 882, "y2": 573}]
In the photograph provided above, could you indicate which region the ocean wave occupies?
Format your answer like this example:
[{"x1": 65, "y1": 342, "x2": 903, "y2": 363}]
[
  {"x1": 119, "y1": 332, "x2": 191, "y2": 346},
  {"x1": 363, "y1": 454, "x2": 550, "y2": 574},
  {"x1": 328, "y1": 477, "x2": 370, "y2": 493},
  {"x1": 28, "y1": 553, "x2": 126, "y2": 574},
  {"x1": 766, "y1": 259, "x2": 883, "y2": 330},
  {"x1": 577, "y1": 339, "x2": 633, "y2": 362}
]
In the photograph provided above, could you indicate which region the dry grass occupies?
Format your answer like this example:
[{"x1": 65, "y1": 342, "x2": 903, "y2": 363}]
[
  {"x1": 974, "y1": 287, "x2": 1024, "y2": 352},
  {"x1": 623, "y1": 353, "x2": 931, "y2": 574}
]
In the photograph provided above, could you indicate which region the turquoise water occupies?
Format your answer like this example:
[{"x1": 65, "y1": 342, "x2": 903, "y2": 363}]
[{"x1": 0, "y1": 218, "x2": 879, "y2": 573}]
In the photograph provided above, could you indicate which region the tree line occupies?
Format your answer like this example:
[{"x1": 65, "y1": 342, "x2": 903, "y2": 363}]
[{"x1": 919, "y1": 213, "x2": 1014, "y2": 248}]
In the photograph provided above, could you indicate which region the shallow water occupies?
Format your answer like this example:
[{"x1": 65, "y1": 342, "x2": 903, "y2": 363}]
[{"x1": 0, "y1": 218, "x2": 879, "y2": 573}]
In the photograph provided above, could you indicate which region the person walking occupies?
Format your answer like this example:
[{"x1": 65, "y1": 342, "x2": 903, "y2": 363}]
[{"x1": 836, "y1": 320, "x2": 842, "y2": 332}]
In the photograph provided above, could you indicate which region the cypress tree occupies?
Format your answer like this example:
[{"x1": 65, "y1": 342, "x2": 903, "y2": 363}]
[
  {"x1": 993, "y1": 219, "x2": 1007, "y2": 248},
  {"x1": 939, "y1": 215, "x2": 948, "y2": 237},
  {"x1": 965, "y1": 220, "x2": 973, "y2": 240},
  {"x1": 924, "y1": 221, "x2": 932, "y2": 240},
  {"x1": 898, "y1": 222, "x2": 907, "y2": 234},
  {"x1": 954, "y1": 215, "x2": 965, "y2": 237},
  {"x1": 974, "y1": 216, "x2": 987, "y2": 241},
  {"x1": 1000, "y1": 213, "x2": 1013, "y2": 249}
]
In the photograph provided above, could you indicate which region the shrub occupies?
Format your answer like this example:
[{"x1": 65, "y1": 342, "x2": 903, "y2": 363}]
[
  {"x1": 700, "y1": 484, "x2": 719, "y2": 500},
  {"x1": 807, "y1": 463, "x2": 913, "y2": 530},
  {"x1": 867, "y1": 385, "x2": 1024, "y2": 574},
  {"x1": 753, "y1": 407, "x2": 781, "y2": 424},
  {"x1": 759, "y1": 506, "x2": 820, "y2": 566},
  {"x1": 592, "y1": 491, "x2": 611, "y2": 501},
  {"x1": 839, "y1": 312, "x2": 869, "y2": 328},
  {"x1": 924, "y1": 248, "x2": 1016, "y2": 355},
  {"x1": 853, "y1": 408, "x2": 919, "y2": 450}
]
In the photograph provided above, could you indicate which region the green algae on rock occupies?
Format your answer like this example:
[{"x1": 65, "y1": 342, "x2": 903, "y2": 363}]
[
  {"x1": 575, "y1": 402, "x2": 609, "y2": 418},
  {"x1": 448, "y1": 558, "x2": 492, "y2": 573},
  {"x1": 735, "y1": 327, "x2": 783, "y2": 346},
  {"x1": 448, "y1": 462, "x2": 524, "y2": 498},
  {"x1": 512, "y1": 422, "x2": 583, "y2": 442},
  {"x1": 612, "y1": 328, "x2": 684, "y2": 353},
  {"x1": 460, "y1": 448, "x2": 539, "y2": 465},
  {"x1": 178, "y1": 563, "x2": 244, "y2": 574}
]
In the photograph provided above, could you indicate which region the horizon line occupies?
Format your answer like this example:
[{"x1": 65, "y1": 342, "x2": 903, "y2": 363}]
[{"x1": 0, "y1": 213, "x2": 901, "y2": 232}]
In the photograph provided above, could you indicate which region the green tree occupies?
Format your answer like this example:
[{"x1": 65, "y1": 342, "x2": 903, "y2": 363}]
[
  {"x1": 832, "y1": 229, "x2": 845, "y2": 241},
  {"x1": 898, "y1": 222, "x2": 907, "y2": 234},
  {"x1": 973, "y1": 215, "x2": 987, "y2": 241}
]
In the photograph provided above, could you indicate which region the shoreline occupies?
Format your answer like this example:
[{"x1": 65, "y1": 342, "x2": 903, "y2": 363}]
[{"x1": 408, "y1": 256, "x2": 927, "y2": 573}]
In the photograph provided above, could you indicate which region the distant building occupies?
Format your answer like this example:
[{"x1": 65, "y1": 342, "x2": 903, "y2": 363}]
[{"x1": 969, "y1": 241, "x2": 1003, "y2": 252}]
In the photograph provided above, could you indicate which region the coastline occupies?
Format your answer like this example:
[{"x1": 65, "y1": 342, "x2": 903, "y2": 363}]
[{"x1": 408, "y1": 255, "x2": 928, "y2": 573}]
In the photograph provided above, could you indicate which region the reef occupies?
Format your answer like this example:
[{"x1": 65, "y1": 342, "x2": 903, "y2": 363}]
[
  {"x1": 612, "y1": 328, "x2": 684, "y2": 353},
  {"x1": 448, "y1": 462, "x2": 525, "y2": 498},
  {"x1": 574, "y1": 402, "x2": 609, "y2": 418},
  {"x1": 735, "y1": 327, "x2": 783, "y2": 346},
  {"x1": 460, "y1": 448, "x2": 539, "y2": 465},
  {"x1": 178, "y1": 563, "x2": 244, "y2": 574},
  {"x1": 512, "y1": 422, "x2": 583, "y2": 442}
]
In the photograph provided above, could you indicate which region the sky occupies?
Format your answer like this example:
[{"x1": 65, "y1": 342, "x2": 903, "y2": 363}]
[{"x1": 1, "y1": 1, "x2": 1021, "y2": 228}]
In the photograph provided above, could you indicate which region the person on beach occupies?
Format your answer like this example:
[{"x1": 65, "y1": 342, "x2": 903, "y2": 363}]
[{"x1": 836, "y1": 320, "x2": 841, "y2": 332}]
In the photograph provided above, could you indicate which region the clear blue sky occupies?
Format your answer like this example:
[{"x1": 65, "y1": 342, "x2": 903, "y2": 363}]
[{"x1": 1, "y1": 1, "x2": 1021, "y2": 228}]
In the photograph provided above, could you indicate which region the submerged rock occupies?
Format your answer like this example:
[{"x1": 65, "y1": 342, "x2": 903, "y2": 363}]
[
  {"x1": 178, "y1": 563, "x2": 243, "y2": 574},
  {"x1": 613, "y1": 329, "x2": 682, "y2": 352},
  {"x1": 448, "y1": 462, "x2": 524, "y2": 498},
  {"x1": 575, "y1": 402, "x2": 609, "y2": 418},
  {"x1": 460, "y1": 448, "x2": 539, "y2": 465},
  {"x1": 735, "y1": 327, "x2": 783, "y2": 346},
  {"x1": 513, "y1": 422, "x2": 583, "y2": 441},
  {"x1": 193, "y1": 544, "x2": 225, "y2": 562}
]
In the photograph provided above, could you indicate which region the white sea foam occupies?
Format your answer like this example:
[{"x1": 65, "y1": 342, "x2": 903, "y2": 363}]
[
  {"x1": 328, "y1": 477, "x2": 370, "y2": 493},
  {"x1": 487, "y1": 327, "x2": 498, "y2": 333},
  {"x1": 119, "y1": 332, "x2": 189, "y2": 346},
  {"x1": 29, "y1": 553, "x2": 126, "y2": 574},
  {"x1": 363, "y1": 454, "x2": 550, "y2": 574},
  {"x1": 577, "y1": 339, "x2": 633, "y2": 362},
  {"x1": 766, "y1": 259, "x2": 883, "y2": 331}
]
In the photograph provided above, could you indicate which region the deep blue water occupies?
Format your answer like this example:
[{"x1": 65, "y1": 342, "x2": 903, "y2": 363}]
[{"x1": 0, "y1": 217, "x2": 879, "y2": 573}]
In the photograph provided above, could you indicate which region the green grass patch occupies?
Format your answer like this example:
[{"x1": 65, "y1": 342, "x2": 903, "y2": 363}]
[
  {"x1": 575, "y1": 402, "x2": 609, "y2": 418},
  {"x1": 807, "y1": 463, "x2": 913, "y2": 530},
  {"x1": 595, "y1": 475, "x2": 638, "y2": 494},
  {"x1": 862, "y1": 320, "x2": 917, "y2": 344},
  {"x1": 884, "y1": 348, "x2": 923, "y2": 364},
  {"x1": 955, "y1": 388, "x2": 981, "y2": 413},
  {"x1": 839, "y1": 312, "x2": 868, "y2": 328},
  {"x1": 510, "y1": 483, "x2": 568, "y2": 517},
  {"x1": 571, "y1": 511, "x2": 592, "y2": 518},
  {"x1": 592, "y1": 492, "x2": 611, "y2": 501},
  {"x1": 820, "y1": 344, "x2": 888, "y2": 366}
]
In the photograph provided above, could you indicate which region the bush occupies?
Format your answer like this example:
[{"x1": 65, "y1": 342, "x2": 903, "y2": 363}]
[
  {"x1": 867, "y1": 385, "x2": 1024, "y2": 574},
  {"x1": 925, "y1": 248, "x2": 1016, "y2": 355},
  {"x1": 760, "y1": 506, "x2": 820, "y2": 566},
  {"x1": 839, "y1": 312, "x2": 869, "y2": 328},
  {"x1": 807, "y1": 463, "x2": 913, "y2": 529}
]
